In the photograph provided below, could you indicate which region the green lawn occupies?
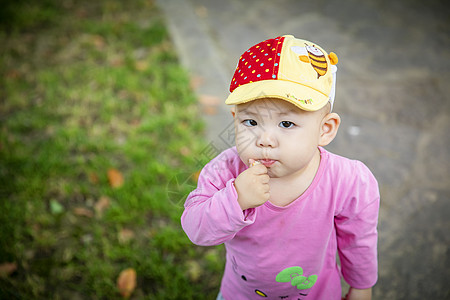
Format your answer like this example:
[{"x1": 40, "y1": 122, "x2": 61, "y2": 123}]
[{"x1": 0, "y1": 0, "x2": 224, "y2": 298}]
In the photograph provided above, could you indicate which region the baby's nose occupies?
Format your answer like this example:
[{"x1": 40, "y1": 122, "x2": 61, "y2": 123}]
[{"x1": 257, "y1": 130, "x2": 277, "y2": 148}]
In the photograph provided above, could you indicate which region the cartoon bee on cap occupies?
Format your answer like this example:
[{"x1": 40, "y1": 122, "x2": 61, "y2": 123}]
[{"x1": 291, "y1": 44, "x2": 338, "y2": 79}]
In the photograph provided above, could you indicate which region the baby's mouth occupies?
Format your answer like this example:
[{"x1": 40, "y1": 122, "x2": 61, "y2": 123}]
[{"x1": 259, "y1": 159, "x2": 276, "y2": 167}]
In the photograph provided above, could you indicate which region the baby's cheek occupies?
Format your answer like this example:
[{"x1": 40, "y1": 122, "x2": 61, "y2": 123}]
[
  {"x1": 236, "y1": 147, "x2": 252, "y2": 163},
  {"x1": 237, "y1": 152, "x2": 250, "y2": 167}
]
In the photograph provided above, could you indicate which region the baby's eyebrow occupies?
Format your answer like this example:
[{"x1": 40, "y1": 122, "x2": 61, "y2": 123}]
[
  {"x1": 238, "y1": 110, "x2": 257, "y2": 116},
  {"x1": 276, "y1": 109, "x2": 297, "y2": 117}
]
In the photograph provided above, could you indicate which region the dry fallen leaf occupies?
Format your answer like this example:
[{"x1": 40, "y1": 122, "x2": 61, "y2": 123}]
[
  {"x1": 195, "y1": 5, "x2": 208, "y2": 18},
  {"x1": 6, "y1": 69, "x2": 20, "y2": 79},
  {"x1": 198, "y1": 94, "x2": 221, "y2": 116},
  {"x1": 118, "y1": 228, "x2": 135, "y2": 244},
  {"x1": 117, "y1": 268, "x2": 137, "y2": 298},
  {"x1": 95, "y1": 196, "x2": 111, "y2": 217},
  {"x1": 135, "y1": 60, "x2": 148, "y2": 71},
  {"x1": 88, "y1": 172, "x2": 99, "y2": 184},
  {"x1": 192, "y1": 170, "x2": 201, "y2": 183},
  {"x1": 179, "y1": 146, "x2": 191, "y2": 157},
  {"x1": 110, "y1": 56, "x2": 124, "y2": 67},
  {"x1": 108, "y1": 168, "x2": 124, "y2": 188},
  {"x1": 203, "y1": 105, "x2": 217, "y2": 115},
  {"x1": 189, "y1": 75, "x2": 204, "y2": 90},
  {"x1": 198, "y1": 94, "x2": 220, "y2": 106},
  {"x1": 91, "y1": 34, "x2": 105, "y2": 49},
  {"x1": 73, "y1": 207, "x2": 94, "y2": 218},
  {"x1": 0, "y1": 262, "x2": 17, "y2": 278},
  {"x1": 130, "y1": 119, "x2": 141, "y2": 127}
]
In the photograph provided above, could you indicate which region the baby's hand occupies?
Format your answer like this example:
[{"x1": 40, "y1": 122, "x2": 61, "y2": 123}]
[{"x1": 234, "y1": 159, "x2": 270, "y2": 210}]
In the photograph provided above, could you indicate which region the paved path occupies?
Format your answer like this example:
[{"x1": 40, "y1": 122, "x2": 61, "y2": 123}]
[{"x1": 158, "y1": 0, "x2": 450, "y2": 298}]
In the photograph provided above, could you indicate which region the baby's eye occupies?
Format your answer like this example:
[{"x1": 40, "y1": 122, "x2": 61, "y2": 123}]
[
  {"x1": 243, "y1": 119, "x2": 258, "y2": 127},
  {"x1": 279, "y1": 121, "x2": 295, "y2": 128}
]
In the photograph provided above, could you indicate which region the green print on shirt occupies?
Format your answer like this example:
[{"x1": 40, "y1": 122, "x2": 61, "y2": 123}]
[{"x1": 276, "y1": 266, "x2": 318, "y2": 290}]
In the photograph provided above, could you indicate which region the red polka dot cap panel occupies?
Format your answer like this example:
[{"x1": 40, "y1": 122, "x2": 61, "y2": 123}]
[
  {"x1": 230, "y1": 36, "x2": 284, "y2": 93},
  {"x1": 226, "y1": 34, "x2": 339, "y2": 112}
]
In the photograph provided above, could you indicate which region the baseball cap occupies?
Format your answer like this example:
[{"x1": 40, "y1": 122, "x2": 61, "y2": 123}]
[{"x1": 225, "y1": 35, "x2": 338, "y2": 111}]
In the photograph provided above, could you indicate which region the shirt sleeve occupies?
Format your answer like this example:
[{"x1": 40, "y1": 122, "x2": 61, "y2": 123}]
[
  {"x1": 335, "y1": 160, "x2": 380, "y2": 289},
  {"x1": 181, "y1": 153, "x2": 256, "y2": 246}
]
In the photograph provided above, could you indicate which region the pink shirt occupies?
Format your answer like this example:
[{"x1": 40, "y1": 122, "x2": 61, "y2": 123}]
[{"x1": 182, "y1": 147, "x2": 379, "y2": 300}]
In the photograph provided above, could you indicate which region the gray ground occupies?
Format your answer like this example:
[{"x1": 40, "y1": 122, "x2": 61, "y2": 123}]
[{"x1": 158, "y1": 0, "x2": 450, "y2": 298}]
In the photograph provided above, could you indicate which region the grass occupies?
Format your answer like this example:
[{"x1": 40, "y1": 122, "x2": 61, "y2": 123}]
[{"x1": 0, "y1": 0, "x2": 224, "y2": 299}]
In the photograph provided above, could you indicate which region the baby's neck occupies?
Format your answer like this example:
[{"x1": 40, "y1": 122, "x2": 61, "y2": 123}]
[{"x1": 268, "y1": 150, "x2": 321, "y2": 207}]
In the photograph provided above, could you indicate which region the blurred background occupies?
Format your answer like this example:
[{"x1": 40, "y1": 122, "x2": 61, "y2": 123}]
[{"x1": 1, "y1": 0, "x2": 449, "y2": 299}]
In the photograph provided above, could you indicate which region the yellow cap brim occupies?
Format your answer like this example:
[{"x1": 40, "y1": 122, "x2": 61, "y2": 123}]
[{"x1": 225, "y1": 79, "x2": 329, "y2": 111}]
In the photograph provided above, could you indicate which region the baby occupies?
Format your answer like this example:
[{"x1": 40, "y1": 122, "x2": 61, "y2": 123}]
[{"x1": 182, "y1": 35, "x2": 379, "y2": 300}]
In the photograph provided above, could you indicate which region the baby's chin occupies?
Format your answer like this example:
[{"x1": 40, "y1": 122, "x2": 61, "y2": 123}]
[{"x1": 266, "y1": 169, "x2": 280, "y2": 178}]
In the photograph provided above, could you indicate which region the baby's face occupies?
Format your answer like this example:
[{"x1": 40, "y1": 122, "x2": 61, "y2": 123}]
[{"x1": 234, "y1": 98, "x2": 325, "y2": 178}]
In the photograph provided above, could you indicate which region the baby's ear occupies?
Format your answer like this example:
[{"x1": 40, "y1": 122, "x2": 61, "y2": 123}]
[
  {"x1": 231, "y1": 106, "x2": 236, "y2": 118},
  {"x1": 319, "y1": 112, "x2": 341, "y2": 146}
]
